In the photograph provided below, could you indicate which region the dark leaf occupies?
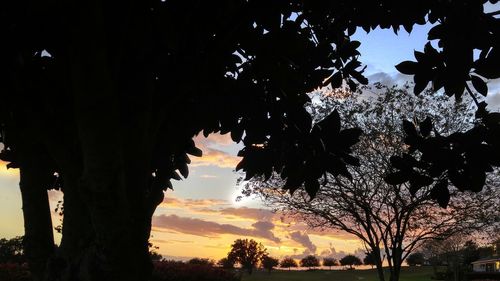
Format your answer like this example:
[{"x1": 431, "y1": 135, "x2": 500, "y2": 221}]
[
  {"x1": 402, "y1": 120, "x2": 417, "y2": 137},
  {"x1": 170, "y1": 171, "x2": 182, "y2": 181},
  {"x1": 186, "y1": 146, "x2": 203, "y2": 157},
  {"x1": 315, "y1": 110, "x2": 341, "y2": 134},
  {"x1": 385, "y1": 171, "x2": 409, "y2": 185},
  {"x1": 304, "y1": 179, "x2": 320, "y2": 199},
  {"x1": 178, "y1": 162, "x2": 189, "y2": 178},
  {"x1": 430, "y1": 180, "x2": 449, "y2": 208},
  {"x1": 339, "y1": 127, "x2": 363, "y2": 147},
  {"x1": 469, "y1": 169, "x2": 486, "y2": 192},
  {"x1": 330, "y1": 72, "x2": 343, "y2": 89},
  {"x1": 395, "y1": 61, "x2": 419, "y2": 75},
  {"x1": 419, "y1": 117, "x2": 433, "y2": 137},
  {"x1": 389, "y1": 156, "x2": 406, "y2": 170},
  {"x1": 471, "y1": 75, "x2": 488, "y2": 97},
  {"x1": 231, "y1": 127, "x2": 244, "y2": 143}
]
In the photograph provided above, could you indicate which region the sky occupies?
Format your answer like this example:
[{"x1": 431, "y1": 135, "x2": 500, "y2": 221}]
[{"x1": 1, "y1": 6, "x2": 500, "y2": 263}]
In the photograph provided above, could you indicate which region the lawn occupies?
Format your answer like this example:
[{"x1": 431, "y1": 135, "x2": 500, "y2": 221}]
[{"x1": 242, "y1": 266, "x2": 435, "y2": 281}]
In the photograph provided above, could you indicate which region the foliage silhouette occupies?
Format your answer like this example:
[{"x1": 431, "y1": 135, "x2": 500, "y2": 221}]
[
  {"x1": 279, "y1": 257, "x2": 298, "y2": 271},
  {"x1": 0, "y1": 1, "x2": 499, "y2": 280},
  {"x1": 217, "y1": 258, "x2": 235, "y2": 270},
  {"x1": 364, "y1": 252, "x2": 376, "y2": 269},
  {"x1": 322, "y1": 257, "x2": 338, "y2": 270},
  {"x1": 261, "y1": 256, "x2": 279, "y2": 274},
  {"x1": 299, "y1": 255, "x2": 319, "y2": 270},
  {"x1": 406, "y1": 253, "x2": 425, "y2": 266},
  {"x1": 339, "y1": 255, "x2": 362, "y2": 269},
  {"x1": 187, "y1": 258, "x2": 214, "y2": 267},
  {"x1": 0, "y1": 237, "x2": 25, "y2": 264},
  {"x1": 227, "y1": 239, "x2": 266, "y2": 275}
]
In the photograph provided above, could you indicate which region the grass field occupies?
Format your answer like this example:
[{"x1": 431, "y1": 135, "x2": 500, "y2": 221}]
[{"x1": 242, "y1": 266, "x2": 435, "y2": 281}]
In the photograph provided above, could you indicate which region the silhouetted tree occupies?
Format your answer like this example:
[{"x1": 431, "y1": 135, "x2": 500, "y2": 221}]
[
  {"x1": 322, "y1": 257, "x2": 338, "y2": 270},
  {"x1": 245, "y1": 85, "x2": 500, "y2": 281},
  {"x1": 421, "y1": 236, "x2": 498, "y2": 280},
  {"x1": 261, "y1": 256, "x2": 279, "y2": 274},
  {"x1": 300, "y1": 255, "x2": 319, "y2": 270},
  {"x1": 364, "y1": 252, "x2": 376, "y2": 269},
  {"x1": 148, "y1": 241, "x2": 162, "y2": 262},
  {"x1": 227, "y1": 239, "x2": 266, "y2": 275},
  {"x1": 406, "y1": 253, "x2": 425, "y2": 266},
  {"x1": 279, "y1": 257, "x2": 298, "y2": 271},
  {"x1": 217, "y1": 257, "x2": 235, "y2": 270},
  {"x1": 340, "y1": 255, "x2": 362, "y2": 269},
  {"x1": 1, "y1": 1, "x2": 499, "y2": 281},
  {"x1": 187, "y1": 258, "x2": 214, "y2": 266},
  {"x1": 0, "y1": 236, "x2": 25, "y2": 264}
]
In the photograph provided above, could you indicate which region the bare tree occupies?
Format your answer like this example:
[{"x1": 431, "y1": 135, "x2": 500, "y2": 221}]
[{"x1": 243, "y1": 84, "x2": 500, "y2": 281}]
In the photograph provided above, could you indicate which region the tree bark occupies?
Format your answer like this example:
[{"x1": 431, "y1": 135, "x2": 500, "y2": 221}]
[
  {"x1": 374, "y1": 251, "x2": 386, "y2": 281},
  {"x1": 57, "y1": 170, "x2": 94, "y2": 281},
  {"x1": 390, "y1": 262, "x2": 401, "y2": 281},
  {"x1": 19, "y1": 165, "x2": 55, "y2": 281}
]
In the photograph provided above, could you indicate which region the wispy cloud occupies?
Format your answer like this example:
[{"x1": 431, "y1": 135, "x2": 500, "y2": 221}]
[
  {"x1": 152, "y1": 214, "x2": 281, "y2": 243},
  {"x1": 200, "y1": 174, "x2": 218, "y2": 179},
  {"x1": 289, "y1": 231, "x2": 317, "y2": 254},
  {"x1": 160, "y1": 196, "x2": 229, "y2": 209},
  {"x1": 190, "y1": 147, "x2": 241, "y2": 168},
  {"x1": 320, "y1": 244, "x2": 366, "y2": 259},
  {"x1": 197, "y1": 134, "x2": 234, "y2": 146},
  {"x1": 190, "y1": 133, "x2": 241, "y2": 168},
  {"x1": 219, "y1": 207, "x2": 276, "y2": 221}
]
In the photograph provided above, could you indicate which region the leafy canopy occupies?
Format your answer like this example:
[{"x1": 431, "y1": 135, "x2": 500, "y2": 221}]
[{"x1": 339, "y1": 255, "x2": 362, "y2": 268}]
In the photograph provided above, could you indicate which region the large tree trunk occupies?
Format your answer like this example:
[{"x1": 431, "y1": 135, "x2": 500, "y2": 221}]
[
  {"x1": 19, "y1": 164, "x2": 55, "y2": 281},
  {"x1": 389, "y1": 258, "x2": 402, "y2": 281},
  {"x1": 57, "y1": 169, "x2": 94, "y2": 281},
  {"x1": 61, "y1": 0, "x2": 160, "y2": 279},
  {"x1": 372, "y1": 248, "x2": 386, "y2": 281}
]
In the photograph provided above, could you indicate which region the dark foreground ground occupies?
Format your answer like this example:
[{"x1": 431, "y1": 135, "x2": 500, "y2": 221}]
[{"x1": 242, "y1": 266, "x2": 435, "y2": 281}]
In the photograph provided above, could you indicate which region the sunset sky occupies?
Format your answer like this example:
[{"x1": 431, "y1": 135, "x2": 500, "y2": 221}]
[{"x1": 1, "y1": 7, "x2": 500, "y2": 262}]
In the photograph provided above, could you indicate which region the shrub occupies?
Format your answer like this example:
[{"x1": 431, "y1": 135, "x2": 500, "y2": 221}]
[
  {"x1": 261, "y1": 256, "x2": 279, "y2": 273},
  {"x1": 0, "y1": 263, "x2": 31, "y2": 281},
  {"x1": 187, "y1": 258, "x2": 215, "y2": 266},
  {"x1": 339, "y1": 255, "x2": 362, "y2": 269},
  {"x1": 152, "y1": 260, "x2": 240, "y2": 281},
  {"x1": 300, "y1": 255, "x2": 319, "y2": 269},
  {"x1": 280, "y1": 257, "x2": 298, "y2": 270}
]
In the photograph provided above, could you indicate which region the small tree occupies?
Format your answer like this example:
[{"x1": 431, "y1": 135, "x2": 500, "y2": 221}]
[
  {"x1": 0, "y1": 236, "x2": 25, "y2": 264},
  {"x1": 364, "y1": 252, "x2": 376, "y2": 269},
  {"x1": 148, "y1": 241, "x2": 163, "y2": 262},
  {"x1": 406, "y1": 252, "x2": 425, "y2": 266},
  {"x1": 188, "y1": 258, "x2": 214, "y2": 266},
  {"x1": 227, "y1": 239, "x2": 267, "y2": 274},
  {"x1": 217, "y1": 257, "x2": 235, "y2": 269},
  {"x1": 261, "y1": 256, "x2": 279, "y2": 274},
  {"x1": 323, "y1": 257, "x2": 338, "y2": 270},
  {"x1": 340, "y1": 255, "x2": 362, "y2": 269},
  {"x1": 300, "y1": 255, "x2": 320, "y2": 270},
  {"x1": 280, "y1": 257, "x2": 298, "y2": 271}
]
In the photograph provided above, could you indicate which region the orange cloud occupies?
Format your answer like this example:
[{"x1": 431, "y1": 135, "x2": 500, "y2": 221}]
[
  {"x1": 190, "y1": 133, "x2": 241, "y2": 168},
  {"x1": 160, "y1": 196, "x2": 230, "y2": 209},
  {"x1": 218, "y1": 207, "x2": 276, "y2": 221},
  {"x1": 152, "y1": 214, "x2": 281, "y2": 243},
  {"x1": 195, "y1": 133, "x2": 235, "y2": 146},
  {"x1": 289, "y1": 231, "x2": 317, "y2": 254},
  {"x1": 190, "y1": 147, "x2": 241, "y2": 168}
]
